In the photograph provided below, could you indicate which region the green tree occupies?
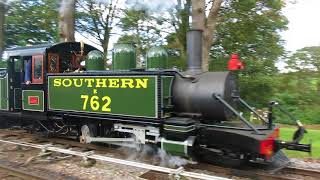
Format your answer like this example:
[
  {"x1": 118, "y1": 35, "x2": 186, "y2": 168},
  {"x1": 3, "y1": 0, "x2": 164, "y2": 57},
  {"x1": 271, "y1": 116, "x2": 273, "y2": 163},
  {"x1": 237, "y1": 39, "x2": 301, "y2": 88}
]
[
  {"x1": 208, "y1": 0, "x2": 288, "y2": 107},
  {"x1": 165, "y1": 0, "x2": 287, "y2": 74},
  {"x1": 286, "y1": 46, "x2": 320, "y2": 72},
  {"x1": 169, "y1": 0, "x2": 191, "y2": 56},
  {"x1": 162, "y1": 0, "x2": 191, "y2": 70},
  {"x1": 211, "y1": 0, "x2": 287, "y2": 72},
  {"x1": 118, "y1": 9, "x2": 165, "y2": 66},
  {"x1": 272, "y1": 72, "x2": 320, "y2": 124},
  {"x1": 119, "y1": 9, "x2": 149, "y2": 66},
  {"x1": 5, "y1": 0, "x2": 59, "y2": 47},
  {"x1": 0, "y1": 0, "x2": 6, "y2": 57},
  {"x1": 165, "y1": 33, "x2": 187, "y2": 70},
  {"x1": 76, "y1": 0, "x2": 120, "y2": 58}
]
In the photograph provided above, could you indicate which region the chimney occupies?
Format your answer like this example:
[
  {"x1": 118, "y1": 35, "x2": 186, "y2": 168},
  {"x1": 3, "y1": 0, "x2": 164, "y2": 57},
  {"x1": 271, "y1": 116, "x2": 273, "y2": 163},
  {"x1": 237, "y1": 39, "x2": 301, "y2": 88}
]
[{"x1": 187, "y1": 29, "x2": 203, "y2": 74}]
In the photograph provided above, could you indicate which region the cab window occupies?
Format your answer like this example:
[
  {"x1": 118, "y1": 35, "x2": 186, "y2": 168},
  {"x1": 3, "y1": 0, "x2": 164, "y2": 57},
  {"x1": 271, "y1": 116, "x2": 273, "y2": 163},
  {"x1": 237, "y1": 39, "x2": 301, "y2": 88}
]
[
  {"x1": 32, "y1": 55, "x2": 43, "y2": 84},
  {"x1": 23, "y1": 57, "x2": 32, "y2": 84},
  {"x1": 14, "y1": 57, "x2": 22, "y2": 72},
  {"x1": 48, "y1": 53, "x2": 59, "y2": 73}
]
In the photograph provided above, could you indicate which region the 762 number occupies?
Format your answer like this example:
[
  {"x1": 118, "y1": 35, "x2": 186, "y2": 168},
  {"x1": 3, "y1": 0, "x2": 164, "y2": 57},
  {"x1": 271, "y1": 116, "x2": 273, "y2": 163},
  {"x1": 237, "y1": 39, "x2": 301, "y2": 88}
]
[{"x1": 80, "y1": 95, "x2": 111, "y2": 112}]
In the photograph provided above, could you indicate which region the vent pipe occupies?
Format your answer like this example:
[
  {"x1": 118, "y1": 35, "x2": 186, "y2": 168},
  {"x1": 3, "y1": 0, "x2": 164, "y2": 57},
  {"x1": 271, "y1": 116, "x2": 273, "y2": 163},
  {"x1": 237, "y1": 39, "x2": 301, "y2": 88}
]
[{"x1": 187, "y1": 30, "x2": 203, "y2": 73}]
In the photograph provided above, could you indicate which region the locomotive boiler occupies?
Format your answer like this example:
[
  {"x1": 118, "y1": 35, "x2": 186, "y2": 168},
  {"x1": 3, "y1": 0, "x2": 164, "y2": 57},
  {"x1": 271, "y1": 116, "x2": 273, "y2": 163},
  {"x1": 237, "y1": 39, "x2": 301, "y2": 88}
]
[{"x1": 0, "y1": 30, "x2": 311, "y2": 167}]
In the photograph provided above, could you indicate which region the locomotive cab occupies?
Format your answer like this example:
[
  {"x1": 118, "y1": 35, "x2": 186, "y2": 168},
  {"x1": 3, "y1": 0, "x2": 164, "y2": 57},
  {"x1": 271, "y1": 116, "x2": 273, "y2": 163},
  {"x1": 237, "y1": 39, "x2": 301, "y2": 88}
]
[{"x1": 0, "y1": 43, "x2": 99, "y2": 120}]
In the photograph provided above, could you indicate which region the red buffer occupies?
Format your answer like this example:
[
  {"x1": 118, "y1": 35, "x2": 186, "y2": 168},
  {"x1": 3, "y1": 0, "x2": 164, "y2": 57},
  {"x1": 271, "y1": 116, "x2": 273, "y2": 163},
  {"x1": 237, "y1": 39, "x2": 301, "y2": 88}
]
[{"x1": 228, "y1": 54, "x2": 244, "y2": 71}]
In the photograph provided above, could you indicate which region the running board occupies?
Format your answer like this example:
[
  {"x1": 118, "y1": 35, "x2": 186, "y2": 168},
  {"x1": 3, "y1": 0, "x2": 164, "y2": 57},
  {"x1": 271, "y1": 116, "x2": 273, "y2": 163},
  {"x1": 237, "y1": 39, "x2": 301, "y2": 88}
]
[{"x1": 80, "y1": 136, "x2": 135, "y2": 144}]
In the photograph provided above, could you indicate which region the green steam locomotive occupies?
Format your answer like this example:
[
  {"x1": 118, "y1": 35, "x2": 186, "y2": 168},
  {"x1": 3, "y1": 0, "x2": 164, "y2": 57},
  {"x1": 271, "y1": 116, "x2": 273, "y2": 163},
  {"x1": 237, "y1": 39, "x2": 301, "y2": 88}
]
[{"x1": 0, "y1": 30, "x2": 311, "y2": 167}]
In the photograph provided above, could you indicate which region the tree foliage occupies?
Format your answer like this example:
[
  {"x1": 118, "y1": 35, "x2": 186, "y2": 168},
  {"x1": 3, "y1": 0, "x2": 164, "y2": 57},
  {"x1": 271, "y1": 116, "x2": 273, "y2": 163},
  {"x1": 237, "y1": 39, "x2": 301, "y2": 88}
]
[
  {"x1": 118, "y1": 8, "x2": 166, "y2": 66},
  {"x1": 5, "y1": 0, "x2": 59, "y2": 47},
  {"x1": 119, "y1": 9, "x2": 165, "y2": 46},
  {"x1": 162, "y1": 0, "x2": 191, "y2": 70},
  {"x1": 286, "y1": 46, "x2": 320, "y2": 72},
  {"x1": 207, "y1": 0, "x2": 288, "y2": 107},
  {"x1": 0, "y1": 0, "x2": 6, "y2": 57},
  {"x1": 272, "y1": 72, "x2": 320, "y2": 124},
  {"x1": 76, "y1": 0, "x2": 120, "y2": 56},
  {"x1": 163, "y1": 0, "x2": 288, "y2": 75},
  {"x1": 211, "y1": 0, "x2": 287, "y2": 72},
  {"x1": 168, "y1": 0, "x2": 190, "y2": 55}
]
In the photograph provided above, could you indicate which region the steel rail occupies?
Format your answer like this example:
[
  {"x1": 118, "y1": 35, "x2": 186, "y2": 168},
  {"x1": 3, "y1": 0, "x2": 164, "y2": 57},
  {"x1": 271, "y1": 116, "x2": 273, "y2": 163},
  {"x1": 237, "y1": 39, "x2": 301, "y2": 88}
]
[
  {"x1": 283, "y1": 167, "x2": 320, "y2": 179},
  {"x1": 0, "y1": 139, "x2": 230, "y2": 180},
  {"x1": 188, "y1": 161, "x2": 320, "y2": 180},
  {"x1": 0, "y1": 163, "x2": 47, "y2": 180}
]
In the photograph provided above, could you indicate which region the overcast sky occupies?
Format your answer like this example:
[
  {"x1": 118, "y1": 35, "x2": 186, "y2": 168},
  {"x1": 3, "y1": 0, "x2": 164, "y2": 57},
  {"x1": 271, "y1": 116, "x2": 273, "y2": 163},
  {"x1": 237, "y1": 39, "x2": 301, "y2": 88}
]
[{"x1": 281, "y1": 0, "x2": 320, "y2": 51}]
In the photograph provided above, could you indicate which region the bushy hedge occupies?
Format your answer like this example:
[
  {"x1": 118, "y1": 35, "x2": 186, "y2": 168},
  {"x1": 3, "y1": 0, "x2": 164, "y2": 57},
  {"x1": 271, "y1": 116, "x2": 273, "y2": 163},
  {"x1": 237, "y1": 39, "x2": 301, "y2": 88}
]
[{"x1": 272, "y1": 72, "x2": 320, "y2": 124}]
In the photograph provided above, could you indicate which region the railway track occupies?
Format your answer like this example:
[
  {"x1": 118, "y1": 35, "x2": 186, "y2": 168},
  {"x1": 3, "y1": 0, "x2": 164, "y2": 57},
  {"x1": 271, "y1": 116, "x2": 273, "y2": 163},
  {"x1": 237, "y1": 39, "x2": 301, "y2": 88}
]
[
  {"x1": 282, "y1": 167, "x2": 320, "y2": 179},
  {"x1": 0, "y1": 158, "x2": 77, "y2": 180},
  {"x1": 0, "y1": 161, "x2": 46, "y2": 180},
  {"x1": 0, "y1": 130, "x2": 230, "y2": 180},
  {"x1": 0, "y1": 128, "x2": 319, "y2": 180},
  {"x1": 141, "y1": 164, "x2": 320, "y2": 180},
  {"x1": 188, "y1": 163, "x2": 320, "y2": 180}
]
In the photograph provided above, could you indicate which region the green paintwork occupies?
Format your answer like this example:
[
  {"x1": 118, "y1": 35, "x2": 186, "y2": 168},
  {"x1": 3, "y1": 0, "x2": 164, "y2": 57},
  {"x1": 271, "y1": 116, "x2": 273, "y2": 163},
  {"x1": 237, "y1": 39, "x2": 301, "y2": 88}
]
[
  {"x1": 86, "y1": 50, "x2": 105, "y2": 71},
  {"x1": 146, "y1": 47, "x2": 168, "y2": 69},
  {"x1": 161, "y1": 76, "x2": 174, "y2": 114},
  {"x1": 112, "y1": 44, "x2": 136, "y2": 70},
  {"x1": 48, "y1": 75, "x2": 158, "y2": 118},
  {"x1": 161, "y1": 139, "x2": 186, "y2": 156},
  {"x1": 0, "y1": 72, "x2": 8, "y2": 110},
  {"x1": 22, "y1": 90, "x2": 44, "y2": 112}
]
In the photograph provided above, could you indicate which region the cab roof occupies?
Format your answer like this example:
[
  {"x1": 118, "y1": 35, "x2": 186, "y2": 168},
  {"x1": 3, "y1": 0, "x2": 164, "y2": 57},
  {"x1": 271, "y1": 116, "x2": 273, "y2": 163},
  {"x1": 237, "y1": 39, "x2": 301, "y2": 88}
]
[
  {"x1": 4, "y1": 42, "x2": 99, "y2": 58},
  {"x1": 5, "y1": 44, "x2": 52, "y2": 57}
]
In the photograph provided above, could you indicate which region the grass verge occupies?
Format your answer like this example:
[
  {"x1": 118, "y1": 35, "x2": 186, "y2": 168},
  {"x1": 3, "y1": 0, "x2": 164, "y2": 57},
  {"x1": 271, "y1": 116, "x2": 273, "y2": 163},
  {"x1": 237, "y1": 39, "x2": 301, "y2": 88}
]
[{"x1": 280, "y1": 127, "x2": 319, "y2": 159}]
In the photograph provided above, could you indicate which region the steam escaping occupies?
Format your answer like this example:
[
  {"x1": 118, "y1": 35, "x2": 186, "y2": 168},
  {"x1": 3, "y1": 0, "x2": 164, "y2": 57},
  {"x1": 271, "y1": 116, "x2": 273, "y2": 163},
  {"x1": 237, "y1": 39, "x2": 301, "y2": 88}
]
[
  {"x1": 157, "y1": 148, "x2": 192, "y2": 167},
  {"x1": 119, "y1": 144, "x2": 196, "y2": 168}
]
